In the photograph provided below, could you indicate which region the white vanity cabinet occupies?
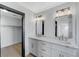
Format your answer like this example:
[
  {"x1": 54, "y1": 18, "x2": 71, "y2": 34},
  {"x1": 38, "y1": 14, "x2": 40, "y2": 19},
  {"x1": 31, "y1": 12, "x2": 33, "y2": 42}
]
[
  {"x1": 30, "y1": 39, "x2": 51, "y2": 57},
  {"x1": 30, "y1": 38, "x2": 78, "y2": 57}
]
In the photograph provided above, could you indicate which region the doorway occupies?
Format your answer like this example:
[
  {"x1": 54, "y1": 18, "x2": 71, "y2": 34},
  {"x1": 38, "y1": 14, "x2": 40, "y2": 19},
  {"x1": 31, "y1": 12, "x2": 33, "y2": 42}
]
[{"x1": 0, "y1": 4, "x2": 25, "y2": 57}]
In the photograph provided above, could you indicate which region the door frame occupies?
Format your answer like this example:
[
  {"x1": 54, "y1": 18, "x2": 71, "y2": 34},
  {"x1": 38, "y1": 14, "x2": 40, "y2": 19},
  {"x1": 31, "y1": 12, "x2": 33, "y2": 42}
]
[{"x1": 0, "y1": 4, "x2": 25, "y2": 57}]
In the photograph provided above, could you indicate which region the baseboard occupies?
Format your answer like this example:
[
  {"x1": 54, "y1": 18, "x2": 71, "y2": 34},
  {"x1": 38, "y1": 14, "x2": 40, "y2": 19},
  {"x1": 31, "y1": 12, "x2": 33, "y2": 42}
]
[{"x1": 1, "y1": 42, "x2": 21, "y2": 48}]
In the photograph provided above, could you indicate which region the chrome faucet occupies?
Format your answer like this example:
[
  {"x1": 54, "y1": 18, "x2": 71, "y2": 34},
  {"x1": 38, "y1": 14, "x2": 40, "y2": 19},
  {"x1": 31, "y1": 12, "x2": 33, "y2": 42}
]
[{"x1": 58, "y1": 35, "x2": 64, "y2": 41}]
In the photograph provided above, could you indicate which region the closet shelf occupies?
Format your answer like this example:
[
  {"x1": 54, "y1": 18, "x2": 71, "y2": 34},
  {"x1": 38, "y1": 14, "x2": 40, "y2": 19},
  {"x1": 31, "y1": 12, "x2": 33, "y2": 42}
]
[{"x1": 1, "y1": 25, "x2": 22, "y2": 27}]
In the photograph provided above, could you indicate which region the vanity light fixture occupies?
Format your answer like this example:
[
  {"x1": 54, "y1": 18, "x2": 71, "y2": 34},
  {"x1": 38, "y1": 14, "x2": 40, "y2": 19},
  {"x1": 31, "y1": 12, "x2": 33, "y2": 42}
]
[
  {"x1": 56, "y1": 7, "x2": 72, "y2": 18},
  {"x1": 35, "y1": 15, "x2": 45, "y2": 21}
]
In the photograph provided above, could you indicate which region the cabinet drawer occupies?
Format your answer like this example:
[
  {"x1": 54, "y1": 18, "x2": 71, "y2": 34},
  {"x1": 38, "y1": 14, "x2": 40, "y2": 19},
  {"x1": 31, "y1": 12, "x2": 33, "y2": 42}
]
[
  {"x1": 38, "y1": 53, "x2": 48, "y2": 57},
  {"x1": 62, "y1": 49, "x2": 76, "y2": 56},
  {"x1": 51, "y1": 44, "x2": 77, "y2": 55},
  {"x1": 39, "y1": 47, "x2": 51, "y2": 55},
  {"x1": 52, "y1": 47, "x2": 59, "y2": 57},
  {"x1": 38, "y1": 41, "x2": 51, "y2": 48},
  {"x1": 38, "y1": 41, "x2": 51, "y2": 54},
  {"x1": 61, "y1": 51, "x2": 74, "y2": 57},
  {"x1": 51, "y1": 47, "x2": 72, "y2": 57},
  {"x1": 58, "y1": 46, "x2": 77, "y2": 55},
  {"x1": 38, "y1": 50, "x2": 51, "y2": 57},
  {"x1": 51, "y1": 46, "x2": 76, "y2": 57}
]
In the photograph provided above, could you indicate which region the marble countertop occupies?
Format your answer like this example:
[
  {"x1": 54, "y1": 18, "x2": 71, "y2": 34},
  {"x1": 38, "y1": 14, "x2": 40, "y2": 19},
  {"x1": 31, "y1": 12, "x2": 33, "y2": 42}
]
[{"x1": 29, "y1": 36, "x2": 79, "y2": 49}]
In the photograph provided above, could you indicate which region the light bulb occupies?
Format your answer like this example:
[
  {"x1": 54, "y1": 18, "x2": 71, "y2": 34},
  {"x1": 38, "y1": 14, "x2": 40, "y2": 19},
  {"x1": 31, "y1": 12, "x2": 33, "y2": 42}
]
[{"x1": 56, "y1": 13, "x2": 59, "y2": 17}]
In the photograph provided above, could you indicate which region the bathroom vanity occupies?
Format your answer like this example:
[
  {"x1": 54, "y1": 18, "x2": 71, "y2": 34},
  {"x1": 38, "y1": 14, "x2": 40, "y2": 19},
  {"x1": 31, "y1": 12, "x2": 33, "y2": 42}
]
[
  {"x1": 29, "y1": 3, "x2": 79, "y2": 57},
  {"x1": 29, "y1": 37, "x2": 78, "y2": 57}
]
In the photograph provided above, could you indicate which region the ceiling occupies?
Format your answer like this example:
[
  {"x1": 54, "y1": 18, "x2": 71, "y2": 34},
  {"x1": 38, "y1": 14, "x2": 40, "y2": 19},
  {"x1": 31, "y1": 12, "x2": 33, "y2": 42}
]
[{"x1": 18, "y1": 2, "x2": 66, "y2": 13}]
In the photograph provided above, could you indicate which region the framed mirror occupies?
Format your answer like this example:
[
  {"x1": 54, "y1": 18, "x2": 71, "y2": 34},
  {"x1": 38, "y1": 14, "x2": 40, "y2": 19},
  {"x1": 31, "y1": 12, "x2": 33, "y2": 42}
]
[
  {"x1": 35, "y1": 15, "x2": 44, "y2": 36},
  {"x1": 55, "y1": 15, "x2": 72, "y2": 41}
]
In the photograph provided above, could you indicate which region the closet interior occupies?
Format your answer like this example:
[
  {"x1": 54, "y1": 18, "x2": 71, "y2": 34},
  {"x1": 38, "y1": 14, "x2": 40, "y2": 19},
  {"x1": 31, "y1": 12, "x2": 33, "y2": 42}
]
[{"x1": 0, "y1": 9, "x2": 22, "y2": 57}]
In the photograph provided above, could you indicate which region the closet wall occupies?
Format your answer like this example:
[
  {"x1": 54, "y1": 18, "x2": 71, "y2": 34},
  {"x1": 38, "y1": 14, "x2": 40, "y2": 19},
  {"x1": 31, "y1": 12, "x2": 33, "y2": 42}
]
[{"x1": 1, "y1": 10, "x2": 22, "y2": 48}]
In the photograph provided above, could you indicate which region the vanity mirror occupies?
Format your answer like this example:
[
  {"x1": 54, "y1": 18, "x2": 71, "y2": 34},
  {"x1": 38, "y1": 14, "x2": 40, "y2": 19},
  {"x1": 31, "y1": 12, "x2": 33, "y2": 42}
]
[
  {"x1": 55, "y1": 7, "x2": 72, "y2": 41},
  {"x1": 35, "y1": 15, "x2": 44, "y2": 36}
]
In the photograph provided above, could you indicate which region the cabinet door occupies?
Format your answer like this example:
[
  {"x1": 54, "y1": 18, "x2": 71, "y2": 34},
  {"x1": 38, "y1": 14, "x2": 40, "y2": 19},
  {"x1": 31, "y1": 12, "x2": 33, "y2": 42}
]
[
  {"x1": 38, "y1": 41, "x2": 51, "y2": 57},
  {"x1": 61, "y1": 51, "x2": 74, "y2": 57},
  {"x1": 52, "y1": 47, "x2": 59, "y2": 57},
  {"x1": 52, "y1": 47, "x2": 69, "y2": 57},
  {"x1": 30, "y1": 39, "x2": 38, "y2": 56},
  {"x1": 51, "y1": 44, "x2": 76, "y2": 57},
  {"x1": 38, "y1": 51, "x2": 50, "y2": 57}
]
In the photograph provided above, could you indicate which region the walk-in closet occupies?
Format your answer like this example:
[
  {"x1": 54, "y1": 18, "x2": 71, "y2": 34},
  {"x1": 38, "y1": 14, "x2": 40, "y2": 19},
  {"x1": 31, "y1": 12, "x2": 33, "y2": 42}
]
[{"x1": 0, "y1": 8, "x2": 23, "y2": 57}]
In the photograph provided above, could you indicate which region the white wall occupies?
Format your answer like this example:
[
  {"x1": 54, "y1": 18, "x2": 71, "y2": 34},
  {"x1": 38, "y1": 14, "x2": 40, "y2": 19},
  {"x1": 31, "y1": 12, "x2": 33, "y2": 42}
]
[
  {"x1": 1, "y1": 27, "x2": 22, "y2": 48},
  {"x1": 0, "y1": 2, "x2": 35, "y2": 56}
]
